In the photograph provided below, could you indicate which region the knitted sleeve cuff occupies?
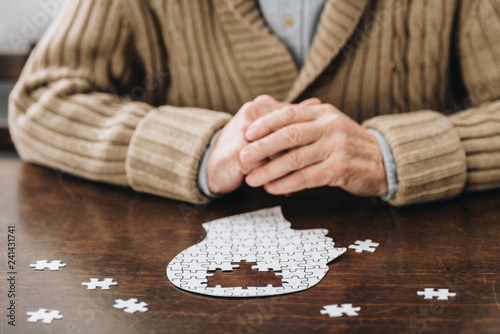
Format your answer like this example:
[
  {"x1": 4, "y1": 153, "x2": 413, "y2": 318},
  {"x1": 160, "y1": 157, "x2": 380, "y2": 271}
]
[
  {"x1": 363, "y1": 111, "x2": 467, "y2": 206},
  {"x1": 125, "y1": 105, "x2": 231, "y2": 204}
]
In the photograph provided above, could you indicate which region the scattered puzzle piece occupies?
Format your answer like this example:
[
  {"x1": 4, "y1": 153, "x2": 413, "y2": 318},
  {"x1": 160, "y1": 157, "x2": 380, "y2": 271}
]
[
  {"x1": 82, "y1": 278, "x2": 118, "y2": 290},
  {"x1": 30, "y1": 260, "x2": 66, "y2": 271},
  {"x1": 417, "y1": 288, "x2": 457, "y2": 300},
  {"x1": 166, "y1": 206, "x2": 346, "y2": 297},
  {"x1": 113, "y1": 298, "x2": 148, "y2": 314},
  {"x1": 348, "y1": 239, "x2": 379, "y2": 253},
  {"x1": 26, "y1": 308, "x2": 63, "y2": 324},
  {"x1": 321, "y1": 304, "x2": 361, "y2": 317}
]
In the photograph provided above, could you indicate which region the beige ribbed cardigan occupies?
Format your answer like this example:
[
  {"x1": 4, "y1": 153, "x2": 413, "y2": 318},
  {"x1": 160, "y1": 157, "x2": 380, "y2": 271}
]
[{"x1": 8, "y1": 0, "x2": 500, "y2": 206}]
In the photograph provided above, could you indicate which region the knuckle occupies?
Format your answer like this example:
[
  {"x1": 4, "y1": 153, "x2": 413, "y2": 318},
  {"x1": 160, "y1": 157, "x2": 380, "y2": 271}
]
[
  {"x1": 310, "y1": 97, "x2": 322, "y2": 105},
  {"x1": 240, "y1": 102, "x2": 257, "y2": 118},
  {"x1": 323, "y1": 103, "x2": 339, "y2": 115},
  {"x1": 253, "y1": 139, "x2": 269, "y2": 155},
  {"x1": 324, "y1": 115, "x2": 341, "y2": 132},
  {"x1": 311, "y1": 168, "x2": 326, "y2": 186},
  {"x1": 331, "y1": 132, "x2": 350, "y2": 153},
  {"x1": 282, "y1": 126, "x2": 301, "y2": 146},
  {"x1": 261, "y1": 114, "x2": 274, "y2": 130},
  {"x1": 238, "y1": 160, "x2": 250, "y2": 175},
  {"x1": 239, "y1": 102, "x2": 252, "y2": 115},
  {"x1": 240, "y1": 102, "x2": 253, "y2": 111},
  {"x1": 338, "y1": 174, "x2": 349, "y2": 188},
  {"x1": 293, "y1": 169, "x2": 308, "y2": 186},
  {"x1": 280, "y1": 106, "x2": 297, "y2": 122},
  {"x1": 286, "y1": 150, "x2": 303, "y2": 169},
  {"x1": 335, "y1": 158, "x2": 351, "y2": 187},
  {"x1": 254, "y1": 94, "x2": 275, "y2": 105},
  {"x1": 258, "y1": 166, "x2": 271, "y2": 180},
  {"x1": 339, "y1": 133, "x2": 351, "y2": 152},
  {"x1": 319, "y1": 146, "x2": 331, "y2": 162}
]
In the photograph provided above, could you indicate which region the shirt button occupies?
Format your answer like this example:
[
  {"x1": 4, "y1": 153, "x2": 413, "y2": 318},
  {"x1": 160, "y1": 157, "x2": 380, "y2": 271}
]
[{"x1": 282, "y1": 15, "x2": 294, "y2": 27}]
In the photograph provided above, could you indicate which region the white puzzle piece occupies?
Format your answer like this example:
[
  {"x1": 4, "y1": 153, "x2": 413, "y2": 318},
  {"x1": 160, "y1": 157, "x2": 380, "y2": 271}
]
[
  {"x1": 166, "y1": 206, "x2": 346, "y2": 297},
  {"x1": 320, "y1": 304, "x2": 361, "y2": 317},
  {"x1": 26, "y1": 308, "x2": 63, "y2": 324},
  {"x1": 348, "y1": 239, "x2": 379, "y2": 253},
  {"x1": 30, "y1": 260, "x2": 66, "y2": 271},
  {"x1": 417, "y1": 288, "x2": 457, "y2": 300},
  {"x1": 113, "y1": 298, "x2": 148, "y2": 314},
  {"x1": 82, "y1": 278, "x2": 118, "y2": 290}
]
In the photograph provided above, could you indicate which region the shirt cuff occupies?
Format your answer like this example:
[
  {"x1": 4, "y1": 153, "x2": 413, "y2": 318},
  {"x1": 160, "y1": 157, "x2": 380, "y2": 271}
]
[
  {"x1": 368, "y1": 129, "x2": 399, "y2": 201},
  {"x1": 197, "y1": 130, "x2": 223, "y2": 198}
]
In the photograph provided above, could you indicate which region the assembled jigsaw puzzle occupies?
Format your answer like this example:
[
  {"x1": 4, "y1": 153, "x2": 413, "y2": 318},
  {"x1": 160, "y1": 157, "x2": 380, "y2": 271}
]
[{"x1": 167, "y1": 206, "x2": 346, "y2": 297}]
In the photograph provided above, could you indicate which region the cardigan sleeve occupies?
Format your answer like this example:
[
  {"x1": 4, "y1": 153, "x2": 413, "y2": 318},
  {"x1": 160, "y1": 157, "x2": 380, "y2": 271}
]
[
  {"x1": 363, "y1": 0, "x2": 500, "y2": 206},
  {"x1": 8, "y1": 0, "x2": 231, "y2": 204}
]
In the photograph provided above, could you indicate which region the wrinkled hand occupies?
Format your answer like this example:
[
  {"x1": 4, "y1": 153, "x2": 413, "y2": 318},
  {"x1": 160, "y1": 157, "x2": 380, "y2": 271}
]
[
  {"x1": 239, "y1": 103, "x2": 388, "y2": 197},
  {"x1": 206, "y1": 95, "x2": 289, "y2": 194}
]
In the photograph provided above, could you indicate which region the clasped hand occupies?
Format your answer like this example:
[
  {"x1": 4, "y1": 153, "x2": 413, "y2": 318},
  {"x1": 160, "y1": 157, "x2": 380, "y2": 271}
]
[{"x1": 207, "y1": 95, "x2": 388, "y2": 197}]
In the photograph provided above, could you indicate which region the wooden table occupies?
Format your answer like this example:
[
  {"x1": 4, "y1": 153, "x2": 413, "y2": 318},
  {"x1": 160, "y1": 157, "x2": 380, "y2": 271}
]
[{"x1": 1, "y1": 160, "x2": 499, "y2": 333}]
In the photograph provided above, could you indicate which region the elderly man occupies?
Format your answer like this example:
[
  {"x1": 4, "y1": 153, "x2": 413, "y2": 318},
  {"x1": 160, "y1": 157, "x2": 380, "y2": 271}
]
[{"x1": 9, "y1": 0, "x2": 500, "y2": 206}]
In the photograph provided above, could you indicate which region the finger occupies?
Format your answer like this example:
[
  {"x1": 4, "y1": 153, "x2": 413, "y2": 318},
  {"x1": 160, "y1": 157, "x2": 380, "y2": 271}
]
[
  {"x1": 252, "y1": 95, "x2": 289, "y2": 116},
  {"x1": 240, "y1": 122, "x2": 321, "y2": 164},
  {"x1": 207, "y1": 157, "x2": 243, "y2": 194},
  {"x1": 238, "y1": 157, "x2": 269, "y2": 175},
  {"x1": 298, "y1": 97, "x2": 322, "y2": 107},
  {"x1": 253, "y1": 94, "x2": 280, "y2": 106},
  {"x1": 236, "y1": 98, "x2": 286, "y2": 122},
  {"x1": 236, "y1": 101, "x2": 262, "y2": 121},
  {"x1": 263, "y1": 161, "x2": 330, "y2": 195},
  {"x1": 245, "y1": 105, "x2": 322, "y2": 141},
  {"x1": 245, "y1": 144, "x2": 324, "y2": 187}
]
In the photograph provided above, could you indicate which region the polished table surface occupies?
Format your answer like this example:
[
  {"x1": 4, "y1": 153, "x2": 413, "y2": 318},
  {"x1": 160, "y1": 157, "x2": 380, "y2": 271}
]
[{"x1": 1, "y1": 159, "x2": 500, "y2": 334}]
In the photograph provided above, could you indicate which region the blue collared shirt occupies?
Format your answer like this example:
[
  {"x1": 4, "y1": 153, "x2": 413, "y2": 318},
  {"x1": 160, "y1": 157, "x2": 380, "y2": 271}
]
[{"x1": 257, "y1": 0, "x2": 327, "y2": 68}]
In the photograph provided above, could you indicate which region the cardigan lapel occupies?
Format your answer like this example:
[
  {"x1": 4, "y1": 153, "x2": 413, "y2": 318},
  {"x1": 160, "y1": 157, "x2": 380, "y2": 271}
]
[
  {"x1": 214, "y1": 0, "x2": 298, "y2": 101},
  {"x1": 285, "y1": 0, "x2": 370, "y2": 102}
]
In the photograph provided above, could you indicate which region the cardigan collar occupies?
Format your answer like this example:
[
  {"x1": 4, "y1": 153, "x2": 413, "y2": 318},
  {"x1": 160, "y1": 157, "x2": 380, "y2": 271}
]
[
  {"x1": 286, "y1": 0, "x2": 370, "y2": 102},
  {"x1": 215, "y1": 0, "x2": 369, "y2": 102}
]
